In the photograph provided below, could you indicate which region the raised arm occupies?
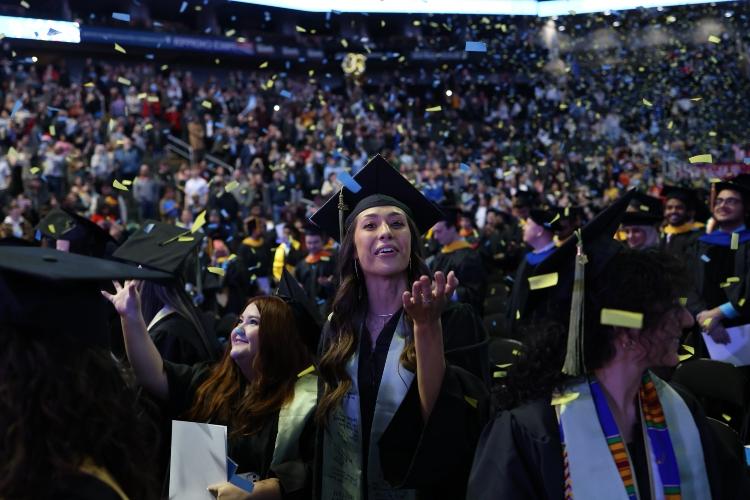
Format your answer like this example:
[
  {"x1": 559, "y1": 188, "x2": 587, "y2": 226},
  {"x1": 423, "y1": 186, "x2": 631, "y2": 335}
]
[{"x1": 102, "y1": 280, "x2": 168, "y2": 399}]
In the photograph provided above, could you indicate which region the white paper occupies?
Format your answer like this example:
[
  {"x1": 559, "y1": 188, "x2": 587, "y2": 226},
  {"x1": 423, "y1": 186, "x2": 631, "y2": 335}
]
[
  {"x1": 703, "y1": 325, "x2": 750, "y2": 366},
  {"x1": 168, "y1": 420, "x2": 228, "y2": 500}
]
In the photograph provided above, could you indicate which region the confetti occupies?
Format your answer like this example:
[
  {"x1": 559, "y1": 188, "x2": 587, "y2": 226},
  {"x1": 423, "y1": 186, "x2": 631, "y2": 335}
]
[
  {"x1": 722, "y1": 413, "x2": 732, "y2": 422},
  {"x1": 147, "y1": 96, "x2": 159, "y2": 103},
  {"x1": 161, "y1": 64, "x2": 169, "y2": 71},
  {"x1": 740, "y1": 298, "x2": 747, "y2": 307},
  {"x1": 225, "y1": 180, "x2": 240, "y2": 192},
  {"x1": 114, "y1": 43, "x2": 126, "y2": 54},
  {"x1": 207, "y1": 266, "x2": 225, "y2": 276},
  {"x1": 191, "y1": 210, "x2": 206, "y2": 233},
  {"x1": 297, "y1": 365, "x2": 315, "y2": 378},
  {"x1": 426, "y1": 106, "x2": 442, "y2": 112},
  {"x1": 20, "y1": 0, "x2": 29, "y2": 8},
  {"x1": 337, "y1": 170, "x2": 362, "y2": 193},
  {"x1": 528, "y1": 272, "x2": 559, "y2": 291},
  {"x1": 48, "y1": 125, "x2": 55, "y2": 136},
  {"x1": 708, "y1": 35, "x2": 721, "y2": 44},
  {"x1": 179, "y1": 1, "x2": 188, "y2": 13},
  {"x1": 700, "y1": 254, "x2": 711, "y2": 263},
  {"x1": 178, "y1": 236, "x2": 195, "y2": 242},
  {"x1": 259, "y1": 61, "x2": 268, "y2": 68},
  {"x1": 10, "y1": 99, "x2": 22, "y2": 118},
  {"x1": 121, "y1": 179, "x2": 133, "y2": 186},
  {"x1": 30, "y1": 167, "x2": 40, "y2": 175},
  {"x1": 117, "y1": 77, "x2": 131, "y2": 86},
  {"x1": 112, "y1": 12, "x2": 131, "y2": 22},
  {"x1": 225, "y1": 29, "x2": 236, "y2": 37},
  {"x1": 137, "y1": 92, "x2": 147, "y2": 99},
  {"x1": 47, "y1": 224, "x2": 55, "y2": 234},
  {"x1": 465, "y1": 41, "x2": 487, "y2": 52},
  {"x1": 493, "y1": 371, "x2": 508, "y2": 379},
  {"x1": 679, "y1": 297, "x2": 688, "y2": 306},
  {"x1": 682, "y1": 345, "x2": 695, "y2": 355},
  {"x1": 688, "y1": 154, "x2": 712, "y2": 164},
  {"x1": 201, "y1": 100, "x2": 212, "y2": 109},
  {"x1": 601, "y1": 309, "x2": 643, "y2": 329},
  {"x1": 551, "y1": 392, "x2": 580, "y2": 406},
  {"x1": 642, "y1": 98, "x2": 653, "y2": 107},
  {"x1": 84, "y1": 82, "x2": 95, "y2": 87},
  {"x1": 731, "y1": 233, "x2": 739, "y2": 250},
  {"x1": 112, "y1": 180, "x2": 129, "y2": 191},
  {"x1": 464, "y1": 396, "x2": 478, "y2": 408},
  {"x1": 295, "y1": 25, "x2": 306, "y2": 33}
]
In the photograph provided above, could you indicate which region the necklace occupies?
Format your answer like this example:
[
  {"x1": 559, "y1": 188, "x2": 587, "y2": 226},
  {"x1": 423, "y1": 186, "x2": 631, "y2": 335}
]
[{"x1": 372, "y1": 312, "x2": 395, "y2": 318}]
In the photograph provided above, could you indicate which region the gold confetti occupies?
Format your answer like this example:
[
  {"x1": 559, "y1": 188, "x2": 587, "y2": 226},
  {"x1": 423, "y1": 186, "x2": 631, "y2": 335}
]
[
  {"x1": 112, "y1": 179, "x2": 129, "y2": 191},
  {"x1": 528, "y1": 272, "x2": 559, "y2": 291},
  {"x1": 512, "y1": 349, "x2": 521, "y2": 356},
  {"x1": 191, "y1": 210, "x2": 206, "y2": 233},
  {"x1": 259, "y1": 61, "x2": 268, "y2": 68},
  {"x1": 84, "y1": 81, "x2": 95, "y2": 87},
  {"x1": 682, "y1": 345, "x2": 695, "y2": 355},
  {"x1": 722, "y1": 413, "x2": 732, "y2": 422},
  {"x1": 426, "y1": 106, "x2": 442, "y2": 112},
  {"x1": 702, "y1": 318, "x2": 712, "y2": 327},
  {"x1": 147, "y1": 96, "x2": 159, "y2": 103},
  {"x1": 731, "y1": 233, "x2": 739, "y2": 250},
  {"x1": 464, "y1": 396, "x2": 478, "y2": 408},
  {"x1": 137, "y1": 92, "x2": 147, "y2": 99},
  {"x1": 667, "y1": 121, "x2": 674, "y2": 130},
  {"x1": 295, "y1": 25, "x2": 306, "y2": 32},
  {"x1": 690, "y1": 97, "x2": 702, "y2": 102},
  {"x1": 689, "y1": 154, "x2": 712, "y2": 164},
  {"x1": 708, "y1": 35, "x2": 721, "y2": 44},
  {"x1": 30, "y1": 167, "x2": 40, "y2": 175},
  {"x1": 727, "y1": 276, "x2": 740, "y2": 283},
  {"x1": 47, "y1": 224, "x2": 55, "y2": 234},
  {"x1": 297, "y1": 365, "x2": 315, "y2": 378},
  {"x1": 201, "y1": 100, "x2": 212, "y2": 109},
  {"x1": 207, "y1": 266, "x2": 225, "y2": 276},
  {"x1": 121, "y1": 179, "x2": 133, "y2": 186},
  {"x1": 144, "y1": 123, "x2": 153, "y2": 131},
  {"x1": 639, "y1": 204, "x2": 650, "y2": 212},
  {"x1": 178, "y1": 236, "x2": 195, "y2": 242},
  {"x1": 551, "y1": 392, "x2": 580, "y2": 406},
  {"x1": 493, "y1": 371, "x2": 508, "y2": 379},
  {"x1": 225, "y1": 180, "x2": 239, "y2": 192},
  {"x1": 161, "y1": 64, "x2": 169, "y2": 71},
  {"x1": 117, "y1": 77, "x2": 131, "y2": 86},
  {"x1": 49, "y1": 125, "x2": 55, "y2": 136},
  {"x1": 20, "y1": 0, "x2": 30, "y2": 8},
  {"x1": 341, "y1": 39, "x2": 348, "y2": 48},
  {"x1": 215, "y1": 58, "x2": 220, "y2": 64},
  {"x1": 225, "y1": 29, "x2": 236, "y2": 37},
  {"x1": 642, "y1": 98, "x2": 653, "y2": 107},
  {"x1": 740, "y1": 298, "x2": 747, "y2": 307},
  {"x1": 679, "y1": 297, "x2": 688, "y2": 306},
  {"x1": 601, "y1": 309, "x2": 643, "y2": 329},
  {"x1": 678, "y1": 353, "x2": 693, "y2": 362},
  {"x1": 516, "y1": 310, "x2": 520, "y2": 320},
  {"x1": 114, "y1": 43, "x2": 126, "y2": 54}
]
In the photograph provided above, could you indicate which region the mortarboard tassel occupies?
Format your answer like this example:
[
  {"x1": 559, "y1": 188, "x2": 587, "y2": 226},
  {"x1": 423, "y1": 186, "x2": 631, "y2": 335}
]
[
  {"x1": 562, "y1": 229, "x2": 587, "y2": 376},
  {"x1": 337, "y1": 188, "x2": 348, "y2": 245}
]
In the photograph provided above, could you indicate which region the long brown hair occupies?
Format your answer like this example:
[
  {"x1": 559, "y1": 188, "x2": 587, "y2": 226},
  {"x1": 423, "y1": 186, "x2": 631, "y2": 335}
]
[
  {"x1": 316, "y1": 213, "x2": 430, "y2": 424},
  {"x1": 185, "y1": 296, "x2": 311, "y2": 438}
]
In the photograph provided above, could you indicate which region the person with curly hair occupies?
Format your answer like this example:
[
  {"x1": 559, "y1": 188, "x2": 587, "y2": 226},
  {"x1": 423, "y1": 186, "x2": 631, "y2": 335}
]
[{"x1": 468, "y1": 245, "x2": 750, "y2": 499}]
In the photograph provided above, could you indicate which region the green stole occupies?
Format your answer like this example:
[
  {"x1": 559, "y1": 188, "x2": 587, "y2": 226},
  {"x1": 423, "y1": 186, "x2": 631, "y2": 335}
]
[
  {"x1": 556, "y1": 373, "x2": 711, "y2": 499},
  {"x1": 321, "y1": 313, "x2": 417, "y2": 499},
  {"x1": 273, "y1": 373, "x2": 318, "y2": 466}
]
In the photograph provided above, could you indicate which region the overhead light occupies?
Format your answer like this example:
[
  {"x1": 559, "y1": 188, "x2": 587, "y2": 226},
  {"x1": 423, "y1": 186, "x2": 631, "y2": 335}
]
[
  {"x1": 445, "y1": 89, "x2": 453, "y2": 97},
  {"x1": 273, "y1": 104, "x2": 280, "y2": 111}
]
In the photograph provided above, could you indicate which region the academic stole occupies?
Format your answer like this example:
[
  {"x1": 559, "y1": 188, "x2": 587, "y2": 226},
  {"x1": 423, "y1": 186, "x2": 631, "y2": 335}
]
[
  {"x1": 272, "y1": 373, "x2": 318, "y2": 467},
  {"x1": 557, "y1": 373, "x2": 711, "y2": 500},
  {"x1": 321, "y1": 313, "x2": 416, "y2": 500}
]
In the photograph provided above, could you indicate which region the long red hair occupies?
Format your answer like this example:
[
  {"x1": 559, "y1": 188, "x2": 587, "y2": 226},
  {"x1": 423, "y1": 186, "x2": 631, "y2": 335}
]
[{"x1": 184, "y1": 296, "x2": 311, "y2": 437}]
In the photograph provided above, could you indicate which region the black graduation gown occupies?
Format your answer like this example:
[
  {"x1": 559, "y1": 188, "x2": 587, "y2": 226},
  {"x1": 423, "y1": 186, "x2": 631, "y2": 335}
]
[
  {"x1": 53, "y1": 474, "x2": 123, "y2": 500},
  {"x1": 312, "y1": 311, "x2": 489, "y2": 499},
  {"x1": 661, "y1": 228, "x2": 702, "y2": 264},
  {"x1": 150, "y1": 313, "x2": 214, "y2": 366},
  {"x1": 431, "y1": 246, "x2": 487, "y2": 314},
  {"x1": 163, "y1": 361, "x2": 315, "y2": 500},
  {"x1": 294, "y1": 255, "x2": 337, "y2": 307},
  {"x1": 467, "y1": 385, "x2": 750, "y2": 500}
]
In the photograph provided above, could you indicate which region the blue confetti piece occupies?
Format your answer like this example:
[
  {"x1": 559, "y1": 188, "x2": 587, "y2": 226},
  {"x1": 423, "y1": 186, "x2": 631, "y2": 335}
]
[
  {"x1": 35, "y1": 229, "x2": 42, "y2": 241},
  {"x1": 459, "y1": 163, "x2": 471, "y2": 172},
  {"x1": 701, "y1": 254, "x2": 711, "y2": 263},
  {"x1": 179, "y1": 1, "x2": 188, "y2": 13},
  {"x1": 465, "y1": 41, "x2": 487, "y2": 52},
  {"x1": 144, "y1": 223, "x2": 155, "y2": 234},
  {"x1": 744, "y1": 158, "x2": 750, "y2": 165},
  {"x1": 220, "y1": 208, "x2": 229, "y2": 219},
  {"x1": 337, "y1": 170, "x2": 362, "y2": 193},
  {"x1": 145, "y1": 53, "x2": 155, "y2": 60},
  {"x1": 10, "y1": 99, "x2": 22, "y2": 118},
  {"x1": 112, "y1": 12, "x2": 131, "y2": 22},
  {"x1": 280, "y1": 89, "x2": 292, "y2": 99}
]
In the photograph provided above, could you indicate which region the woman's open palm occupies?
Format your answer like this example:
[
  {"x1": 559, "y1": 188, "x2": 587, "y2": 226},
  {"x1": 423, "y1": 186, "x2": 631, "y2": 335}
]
[{"x1": 101, "y1": 280, "x2": 141, "y2": 319}]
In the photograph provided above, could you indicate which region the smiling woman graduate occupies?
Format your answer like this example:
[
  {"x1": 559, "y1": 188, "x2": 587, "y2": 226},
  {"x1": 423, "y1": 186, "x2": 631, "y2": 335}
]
[{"x1": 309, "y1": 155, "x2": 488, "y2": 500}]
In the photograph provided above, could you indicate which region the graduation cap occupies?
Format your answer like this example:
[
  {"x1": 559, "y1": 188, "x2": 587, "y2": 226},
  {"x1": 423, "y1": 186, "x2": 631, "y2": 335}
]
[
  {"x1": 528, "y1": 190, "x2": 636, "y2": 376},
  {"x1": 620, "y1": 211, "x2": 662, "y2": 226},
  {"x1": 627, "y1": 192, "x2": 663, "y2": 217},
  {"x1": 309, "y1": 154, "x2": 444, "y2": 242},
  {"x1": 528, "y1": 208, "x2": 562, "y2": 232},
  {"x1": 512, "y1": 190, "x2": 538, "y2": 209},
  {"x1": 0, "y1": 246, "x2": 171, "y2": 349},
  {"x1": 112, "y1": 221, "x2": 202, "y2": 277},
  {"x1": 714, "y1": 175, "x2": 750, "y2": 203},
  {"x1": 276, "y1": 268, "x2": 324, "y2": 355},
  {"x1": 35, "y1": 208, "x2": 116, "y2": 257}
]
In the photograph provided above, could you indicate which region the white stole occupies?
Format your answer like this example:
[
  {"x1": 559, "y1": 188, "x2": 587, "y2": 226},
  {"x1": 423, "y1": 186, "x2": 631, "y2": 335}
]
[
  {"x1": 321, "y1": 314, "x2": 417, "y2": 500},
  {"x1": 557, "y1": 373, "x2": 712, "y2": 500}
]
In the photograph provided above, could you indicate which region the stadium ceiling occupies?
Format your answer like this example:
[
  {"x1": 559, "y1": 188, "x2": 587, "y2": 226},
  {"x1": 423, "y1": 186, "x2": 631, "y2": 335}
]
[{"x1": 230, "y1": 0, "x2": 736, "y2": 16}]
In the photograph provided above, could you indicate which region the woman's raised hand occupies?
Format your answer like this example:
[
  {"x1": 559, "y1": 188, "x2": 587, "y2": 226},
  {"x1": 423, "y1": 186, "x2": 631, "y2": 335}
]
[
  {"x1": 402, "y1": 270, "x2": 459, "y2": 326},
  {"x1": 101, "y1": 280, "x2": 141, "y2": 320}
]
